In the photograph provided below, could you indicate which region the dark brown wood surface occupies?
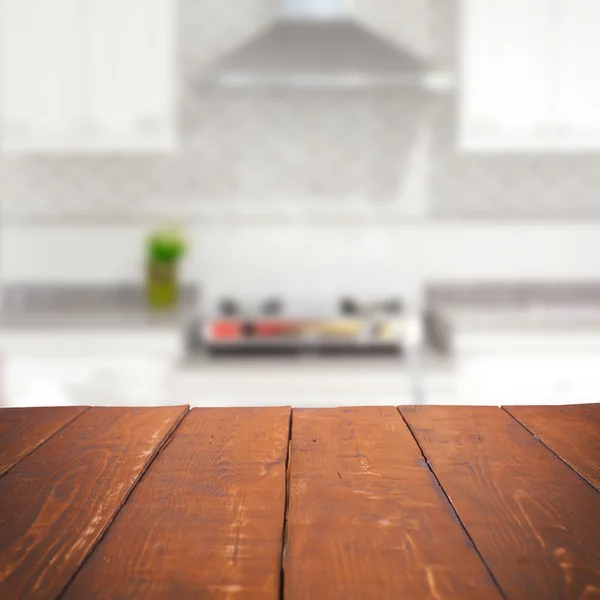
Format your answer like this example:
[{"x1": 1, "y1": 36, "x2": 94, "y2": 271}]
[
  {"x1": 0, "y1": 406, "x2": 88, "y2": 476},
  {"x1": 1, "y1": 403, "x2": 599, "y2": 600},
  {"x1": 0, "y1": 406, "x2": 187, "y2": 600},
  {"x1": 505, "y1": 403, "x2": 600, "y2": 492},
  {"x1": 401, "y1": 405, "x2": 600, "y2": 600},
  {"x1": 62, "y1": 407, "x2": 292, "y2": 600},
  {"x1": 283, "y1": 406, "x2": 503, "y2": 600}
]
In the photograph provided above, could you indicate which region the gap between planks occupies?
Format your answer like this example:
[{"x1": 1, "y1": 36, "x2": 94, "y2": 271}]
[
  {"x1": 500, "y1": 406, "x2": 600, "y2": 496},
  {"x1": 279, "y1": 408, "x2": 294, "y2": 600},
  {"x1": 395, "y1": 406, "x2": 509, "y2": 600},
  {"x1": 56, "y1": 406, "x2": 191, "y2": 600}
]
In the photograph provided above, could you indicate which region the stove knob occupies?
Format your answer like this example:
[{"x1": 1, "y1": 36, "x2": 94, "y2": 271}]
[{"x1": 241, "y1": 321, "x2": 255, "y2": 338}]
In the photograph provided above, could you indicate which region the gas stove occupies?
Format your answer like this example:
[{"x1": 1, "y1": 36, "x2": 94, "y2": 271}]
[{"x1": 191, "y1": 297, "x2": 410, "y2": 356}]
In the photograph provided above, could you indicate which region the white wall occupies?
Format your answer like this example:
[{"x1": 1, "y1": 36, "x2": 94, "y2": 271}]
[{"x1": 3, "y1": 223, "x2": 600, "y2": 307}]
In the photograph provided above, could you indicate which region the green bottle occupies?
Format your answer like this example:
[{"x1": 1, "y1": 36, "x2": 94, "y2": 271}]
[{"x1": 146, "y1": 228, "x2": 187, "y2": 310}]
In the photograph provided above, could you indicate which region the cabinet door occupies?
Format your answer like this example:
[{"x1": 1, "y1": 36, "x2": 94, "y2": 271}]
[
  {"x1": 0, "y1": 0, "x2": 84, "y2": 150},
  {"x1": 87, "y1": 0, "x2": 175, "y2": 150},
  {"x1": 461, "y1": 0, "x2": 554, "y2": 150},
  {"x1": 554, "y1": 0, "x2": 600, "y2": 148}
]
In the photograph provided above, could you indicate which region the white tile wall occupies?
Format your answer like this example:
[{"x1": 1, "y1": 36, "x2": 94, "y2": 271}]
[{"x1": 4, "y1": 223, "x2": 600, "y2": 308}]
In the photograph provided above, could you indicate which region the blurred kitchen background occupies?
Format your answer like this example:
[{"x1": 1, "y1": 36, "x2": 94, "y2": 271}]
[{"x1": 1, "y1": 0, "x2": 600, "y2": 408}]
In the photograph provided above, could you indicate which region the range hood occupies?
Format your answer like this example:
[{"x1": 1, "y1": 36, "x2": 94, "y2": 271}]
[{"x1": 210, "y1": 0, "x2": 433, "y2": 88}]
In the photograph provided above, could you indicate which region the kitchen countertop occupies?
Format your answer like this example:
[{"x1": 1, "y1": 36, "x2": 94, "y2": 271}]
[
  {"x1": 426, "y1": 305, "x2": 600, "y2": 355},
  {"x1": 0, "y1": 284, "x2": 198, "y2": 330},
  {"x1": 0, "y1": 404, "x2": 598, "y2": 599},
  {"x1": 425, "y1": 283, "x2": 600, "y2": 347},
  {"x1": 0, "y1": 308, "x2": 193, "y2": 330},
  {"x1": 439, "y1": 306, "x2": 600, "y2": 331}
]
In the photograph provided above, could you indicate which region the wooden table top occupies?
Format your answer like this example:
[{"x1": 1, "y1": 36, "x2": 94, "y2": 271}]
[{"x1": 0, "y1": 404, "x2": 599, "y2": 600}]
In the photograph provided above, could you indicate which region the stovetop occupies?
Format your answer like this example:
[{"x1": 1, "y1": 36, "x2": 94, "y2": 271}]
[{"x1": 190, "y1": 295, "x2": 411, "y2": 356}]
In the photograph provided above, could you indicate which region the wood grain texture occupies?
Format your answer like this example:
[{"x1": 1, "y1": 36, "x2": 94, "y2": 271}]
[
  {"x1": 62, "y1": 406, "x2": 291, "y2": 600},
  {"x1": 283, "y1": 406, "x2": 503, "y2": 600},
  {"x1": 401, "y1": 405, "x2": 600, "y2": 600},
  {"x1": 0, "y1": 406, "x2": 187, "y2": 600},
  {"x1": 505, "y1": 403, "x2": 600, "y2": 492},
  {"x1": 0, "y1": 406, "x2": 88, "y2": 476}
]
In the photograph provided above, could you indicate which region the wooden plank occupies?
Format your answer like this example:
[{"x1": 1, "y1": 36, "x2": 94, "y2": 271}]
[
  {"x1": 0, "y1": 406, "x2": 88, "y2": 476},
  {"x1": 505, "y1": 403, "x2": 600, "y2": 492},
  {"x1": 401, "y1": 405, "x2": 600, "y2": 600},
  {"x1": 283, "y1": 406, "x2": 503, "y2": 600},
  {"x1": 62, "y1": 406, "x2": 291, "y2": 600},
  {"x1": 0, "y1": 405, "x2": 188, "y2": 600}
]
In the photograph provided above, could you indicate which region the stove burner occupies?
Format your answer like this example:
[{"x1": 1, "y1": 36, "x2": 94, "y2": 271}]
[
  {"x1": 262, "y1": 297, "x2": 283, "y2": 316},
  {"x1": 220, "y1": 298, "x2": 240, "y2": 317}
]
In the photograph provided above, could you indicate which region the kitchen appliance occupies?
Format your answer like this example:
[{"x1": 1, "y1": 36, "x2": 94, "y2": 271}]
[
  {"x1": 194, "y1": 296, "x2": 408, "y2": 356},
  {"x1": 208, "y1": 0, "x2": 433, "y2": 89}
]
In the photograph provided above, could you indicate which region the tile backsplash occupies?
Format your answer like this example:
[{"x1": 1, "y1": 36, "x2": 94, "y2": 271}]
[{"x1": 1, "y1": 0, "x2": 600, "y2": 222}]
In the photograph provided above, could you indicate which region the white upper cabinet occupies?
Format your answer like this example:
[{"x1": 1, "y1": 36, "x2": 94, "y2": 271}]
[
  {"x1": 461, "y1": 0, "x2": 600, "y2": 151},
  {"x1": 87, "y1": 0, "x2": 175, "y2": 149},
  {"x1": 0, "y1": 0, "x2": 85, "y2": 144},
  {"x1": 0, "y1": 0, "x2": 176, "y2": 153},
  {"x1": 554, "y1": 0, "x2": 600, "y2": 143}
]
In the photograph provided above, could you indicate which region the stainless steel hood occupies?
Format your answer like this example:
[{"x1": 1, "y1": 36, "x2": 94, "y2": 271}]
[{"x1": 210, "y1": 0, "x2": 431, "y2": 88}]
